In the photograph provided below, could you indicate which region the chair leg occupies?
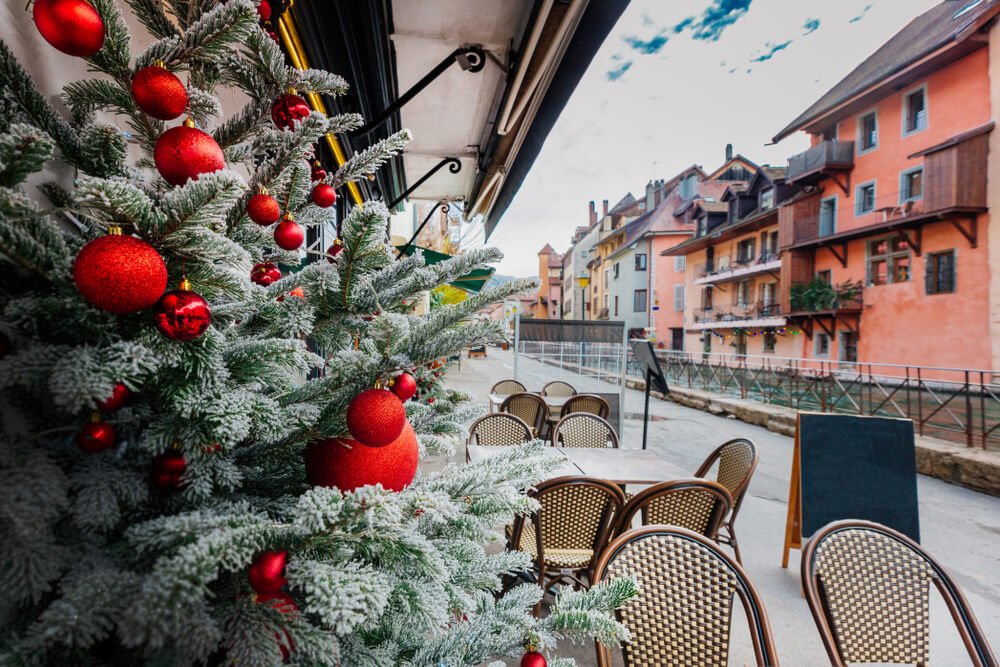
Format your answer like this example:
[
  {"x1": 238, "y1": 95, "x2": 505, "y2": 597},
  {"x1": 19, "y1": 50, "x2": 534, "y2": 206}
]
[{"x1": 727, "y1": 523, "x2": 743, "y2": 564}]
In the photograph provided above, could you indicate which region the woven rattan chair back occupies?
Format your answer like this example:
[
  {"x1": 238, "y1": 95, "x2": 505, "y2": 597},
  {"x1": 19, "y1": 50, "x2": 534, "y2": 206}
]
[
  {"x1": 541, "y1": 380, "x2": 577, "y2": 397},
  {"x1": 499, "y1": 393, "x2": 548, "y2": 435},
  {"x1": 616, "y1": 479, "x2": 732, "y2": 539},
  {"x1": 559, "y1": 394, "x2": 610, "y2": 420},
  {"x1": 802, "y1": 520, "x2": 998, "y2": 667},
  {"x1": 491, "y1": 379, "x2": 526, "y2": 396},
  {"x1": 593, "y1": 526, "x2": 779, "y2": 667},
  {"x1": 467, "y1": 413, "x2": 532, "y2": 447},
  {"x1": 551, "y1": 413, "x2": 619, "y2": 449},
  {"x1": 694, "y1": 438, "x2": 758, "y2": 563}
]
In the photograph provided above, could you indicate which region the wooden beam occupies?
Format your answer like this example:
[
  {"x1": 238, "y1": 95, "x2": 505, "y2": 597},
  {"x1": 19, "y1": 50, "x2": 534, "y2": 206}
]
[
  {"x1": 815, "y1": 316, "x2": 834, "y2": 338},
  {"x1": 896, "y1": 227, "x2": 922, "y2": 256},
  {"x1": 948, "y1": 216, "x2": 978, "y2": 249},
  {"x1": 827, "y1": 243, "x2": 848, "y2": 268},
  {"x1": 830, "y1": 172, "x2": 850, "y2": 196}
]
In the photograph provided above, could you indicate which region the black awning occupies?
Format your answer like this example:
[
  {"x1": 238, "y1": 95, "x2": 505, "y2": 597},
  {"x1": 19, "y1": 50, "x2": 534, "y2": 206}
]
[{"x1": 518, "y1": 318, "x2": 626, "y2": 344}]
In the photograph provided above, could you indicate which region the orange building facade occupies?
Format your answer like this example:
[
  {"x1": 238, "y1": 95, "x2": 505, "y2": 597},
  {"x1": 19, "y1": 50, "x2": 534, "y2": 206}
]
[{"x1": 531, "y1": 244, "x2": 563, "y2": 319}]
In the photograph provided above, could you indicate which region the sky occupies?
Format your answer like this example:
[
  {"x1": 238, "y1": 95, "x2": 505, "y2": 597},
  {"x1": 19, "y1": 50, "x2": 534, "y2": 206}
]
[{"x1": 478, "y1": 0, "x2": 941, "y2": 277}]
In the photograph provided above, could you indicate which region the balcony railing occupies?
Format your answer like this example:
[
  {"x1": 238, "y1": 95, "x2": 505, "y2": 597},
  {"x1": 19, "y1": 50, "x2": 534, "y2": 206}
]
[
  {"x1": 695, "y1": 251, "x2": 781, "y2": 284},
  {"x1": 786, "y1": 140, "x2": 855, "y2": 183},
  {"x1": 694, "y1": 301, "x2": 784, "y2": 324}
]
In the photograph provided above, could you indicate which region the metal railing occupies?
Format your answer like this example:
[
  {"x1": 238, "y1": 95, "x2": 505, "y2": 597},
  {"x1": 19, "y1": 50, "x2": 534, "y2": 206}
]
[
  {"x1": 694, "y1": 302, "x2": 784, "y2": 323},
  {"x1": 628, "y1": 350, "x2": 1000, "y2": 450},
  {"x1": 787, "y1": 139, "x2": 855, "y2": 182}
]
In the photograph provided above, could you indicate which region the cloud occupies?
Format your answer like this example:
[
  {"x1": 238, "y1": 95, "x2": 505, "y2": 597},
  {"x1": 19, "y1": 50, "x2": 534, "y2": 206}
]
[
  {"x1": 750, "y1": 39, "x2": 793, "y2": 63},
  {"x1": 849, "y1": 3, "x2": 873, "y2": 23},
  {"x1": 607, "y1": 60, "x2": 634, "y2": 81},
  {"x1": 687, "y1": 0, "x2": 754, "y2": 42},
  {"x1": 803, "y1": 17, "x2": 820, "y2": 35},
  {"x1": 624, "y1": 32, "x2": 669, "y2": 55}
]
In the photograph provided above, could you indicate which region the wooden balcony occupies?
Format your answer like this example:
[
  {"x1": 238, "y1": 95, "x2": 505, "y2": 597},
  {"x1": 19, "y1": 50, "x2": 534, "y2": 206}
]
[{"x1": 786, "y1": 140, "x2": 855, "y2": 185}]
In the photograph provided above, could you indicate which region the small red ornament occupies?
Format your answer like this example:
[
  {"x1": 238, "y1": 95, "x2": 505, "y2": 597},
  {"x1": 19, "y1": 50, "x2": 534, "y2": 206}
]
[
  {"x1": 391, "y1": 373, "x2": 417, "y2": 401},
  {"x1": 346, "y1": 388, "x2": 406, "y2": 447},
  {"x1": 255, "y1": 591, "x2": 297, "y2": 663},
  {"x1": 304, "y1": 422, "x2": 419, "y2": 492},
  {"x1": 131, "y1": 61, "x2": 187, "y2": 121},
  {"x1": 154, "y1": 119, "x2": 226, "y2": 186},
  {"x1": 256, "y1": 0, "x2": 271, "y2": 20},
  {"x1": 273, "y1": 214, "x2": 304, "y2": 251},
  {"x1": 288, "y1": 286, "x2": 305, "y2": 299},
  {"x1": 248, "y1": 550, "x2": 288, "y2": 595},
  {"x1": 153, "y1": 279, "x2": 212, "y2": 341},
  {"x1": 96, "y1": 382, "x2": 129, "y2": 411},
  {"x1": 521, "y1": 651, "x2": 547, "y2": 667},
  {"x1": 267, "y1": 28, "x2": 279, "y2": 43},
  {"x1": 251, "y1": 261, "x2": 281, "y2": 286},
  {"x1": 271, "y1": 90, "x2": 311, "y2": 131},
  {"x1": 311, "y1": 183, "x2": 336, "y2": 208},
  {"x1": 326, "y1": 239, "x2": 344, "y2": 263},
  {"x1": 310, "y1": 160, "x2": 327, "y2": 182},
  {"x1": 76, "y1": 414, "x2": 114, "y2": 453},
  {"x1": 73, "y1": 228, "x2": 168, "y2": 313},
  {"x1": 427, "y1": 397, "x2": 435, "y2": 404},
  {"x1": 33, "y1": 0, "x2": 104, "y2": 57},
  {"x1": 151, "y1": 448, "x2": 186, "y2": 490},
  {"x1": 247, "y1": 188, "x2": 281, "y2": 226}
]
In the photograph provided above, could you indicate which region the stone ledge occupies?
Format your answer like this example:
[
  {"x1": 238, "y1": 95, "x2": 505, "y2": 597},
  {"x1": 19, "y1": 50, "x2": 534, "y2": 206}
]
[{"x1": 627, "y1": 375, "x2": 1000, "y2": 497}]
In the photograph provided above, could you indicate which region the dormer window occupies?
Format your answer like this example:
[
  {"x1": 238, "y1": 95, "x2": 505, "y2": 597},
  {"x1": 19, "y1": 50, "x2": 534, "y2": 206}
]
[{"x1": 759, "y1": 187, "x2": 774, "y2": 210}]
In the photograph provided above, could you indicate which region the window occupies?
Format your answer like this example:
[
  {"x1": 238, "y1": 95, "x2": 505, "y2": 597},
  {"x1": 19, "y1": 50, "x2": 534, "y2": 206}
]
[
  {"x1": 759, "y1": 187, "x2": 775, "y2": 210},
  {"x1": 702, "y1": 286, "x2": 714, "y2": 310},
  {"x1": 926, "y1": 250, "x2": 956, "y2": 294},
  {"x1": 735, "y1": 280, "x2": 754, "y2": 307},
  {"x1": 763, "y1": 332, "x2": 776, "y2": 353},
  {"x1": 816, "y1": 269, "x2": 832, "y2": 284},
  {"x1": 634, "y1": 289, "x2": 647, "y2": 312},
  {"x1": 761, "y1": 282, "x2": 777, "y2": 315},
  {"x1": 674, "y1": 255, "x2": 686, "y2": 272},
  {"x1": 602, "y1": 293, "x2": 608, "y2": 310},
  {"x1": 903, "y1": 85, "x2": 927, "y2": 135},
  {"x1": 674, "y1": 284, "x2": 685, "y2": 311},
  {"x1": 614, "y1": 295, "x2": 619, "y2": 317},
  {"x1": 858, "y1": 110, "x2": 878, "y2": 153},
  {"x1": 635, "y1": 253, "x2": 647, "y2": 271},
  {"x1": 856, "y1": 181, "x2": 876, "y2": 215},
  {"x1": 613, "y1": 262, "x2": 620, "y2": 279},
  {"x1": 815, "y1": 332, "x2": 830, "y2": 357},
  {"x1": 736, "y1": 238, "x2": 756, "y2": 263},
  {"x1": 761, "y1": 230, "x2": 779, "y2": 260},
  {"x1": 867, "y1": 237, "x2": 910, "y2": 285},
  {"x1": 819, "y1": 197, "x2": 837, "y2": 236},
  {"x1": 603, "y1": 268, "x2": 609, "y2": 286},
  {"x1": 900, "y1": 167, "x2": 923, "y2": 202}
]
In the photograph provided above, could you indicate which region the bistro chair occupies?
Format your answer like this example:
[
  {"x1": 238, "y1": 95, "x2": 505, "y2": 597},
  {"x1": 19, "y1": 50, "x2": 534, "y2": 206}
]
[
  {"x1": 559, "y1": 394, "x2": 610, "y2": 420},
  {"x1": 490, "y1": 379, "x2": 527, "y2": 412},
  {"x1": 615, "y1": 479, "x2": 732, "y2": 539},
  {"x1": 466, "y1": 413, "x2": 533, "y2": 447},
  {"x1": 802, "y1": 520, "x2": 998, "y2": 667},
  {"x1": 509, "y1": 476, "x2": 625, "y2": 596},
  {"x1": 551, "y1": 413, "x2": 619, "y2": 449},
  {"x1": 541, "y1": 380, "x2": 577, "y2": 397},
  {"x1": 694, "y1": 437, "x2": 759, "y2": 563},
  {"x1": 499, "y1": 392, "x2": 549, "y2": 437},
  {"x1": 593, "y1": 525, "x2": 779, "y2": 667}
]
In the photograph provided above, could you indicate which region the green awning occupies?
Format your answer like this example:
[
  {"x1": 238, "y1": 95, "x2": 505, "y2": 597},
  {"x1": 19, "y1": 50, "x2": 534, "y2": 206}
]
[{"x1": 395, "y1": 245, "x2": 495, "y2": 293}]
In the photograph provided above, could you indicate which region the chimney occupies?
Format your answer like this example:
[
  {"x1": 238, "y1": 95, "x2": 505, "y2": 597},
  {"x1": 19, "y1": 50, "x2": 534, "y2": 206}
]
[
  {"x1": 645, "y1": 181, "x2": 655, "y2": 211},
  {"x1": 588, "y1": 200, "x2": 597, "y2": 227},
  {"x1": 725, "y1": 143, "x2": 733, "y2": 161},
  {"x1": 602, "y1": 199, "x2": 609, "y2": 217}
]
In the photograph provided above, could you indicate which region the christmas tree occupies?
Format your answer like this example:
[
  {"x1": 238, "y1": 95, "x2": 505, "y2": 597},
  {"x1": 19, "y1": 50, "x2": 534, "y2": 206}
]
[{"x1": 0, "y1": 1, "x2": 635, "y2": 665}]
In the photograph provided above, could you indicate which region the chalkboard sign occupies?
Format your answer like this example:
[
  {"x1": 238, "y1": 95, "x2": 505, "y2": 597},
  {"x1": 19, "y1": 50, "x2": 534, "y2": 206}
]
[
  {"x1": 782, "y1": 412, "x2": 920, "y2": 567},
  {"x1": 631, "y1": 340, "x2": 669, "y2": 394}
]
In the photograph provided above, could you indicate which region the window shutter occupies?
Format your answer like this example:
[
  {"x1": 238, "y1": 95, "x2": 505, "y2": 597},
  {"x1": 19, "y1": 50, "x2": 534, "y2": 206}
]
[
  {"x1": 925, "y1": 256, "x2": 934, "y2": 294},
  {"x1": 674, "y1": 285, "x2": 685, "y2": 311},
  {"x1": 944, "y1": 252, "x2": 956, "y2": 292}
]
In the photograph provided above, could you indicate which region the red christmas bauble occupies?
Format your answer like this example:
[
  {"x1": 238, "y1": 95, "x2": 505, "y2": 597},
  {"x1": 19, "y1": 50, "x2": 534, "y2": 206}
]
[
  {"x1": 346, "y1": 388, "x2": 406, "y2": 447},
  {"x1": 304, "y1": 422, "x2": 418, "y2": 492},
  {"x1": 73, "y1": 233, "x2": 168, "y2": 313},
  {"x1": 76, "y1": 420, "x2": 115, "y2": 453},
  {"x1": 256, "y1": 592, "x2": 296, "y2": 663},
  {"x1": 391, "y1": 373, "x2": 417, "y2": 402},
  {"x1": 131, "y1": 64, "x2": 187, "y2": 121},
  {"x1": 153, "y1": 288, "x2": 212, "y2": 341},
  {"x1": 267, "y1": 29, "x2": 279, "y2": 43},
  {"x1": 256, "y1": 0, "x2": 271, "y2": 20},
  {"x1": 521, "y1": 651, "x2": 547, "y2": 667},
  {"x1": 154, "y1": 122, "x2": 225, "y2": 186},
  {"x1": 310, "y1": 161, "x2": 327, "y2": 182},
  {"x1": 33, "y1": 0, "x2": 104, "y2": 57},
  {"x1": 96, "y1": 382, "x2": 129, "y2": 411},
  {"x1": 271, "y1": 92, "x2": 311, "y2": 131},
  {"x1": 247, "y1": 192, "x2": 281, "y2": 226},
  {"x1": 248, "y1": 550, "x2": 288, "y2": 595},
  {"x1": 273, "y1": 217, "x2": 304, "y2": 251},
  {"x1": 326, "y1": 240, "x2": 343, "y2": 263},
  {"x1": 251, "y1": 261, "x2": 281, "y2": 286},
  {"x1": 151, "y1": 450, "x2": 186, "y2": 490},
  {"x1": 311, "y1": 183, "x2": 336, "y2": 208}
]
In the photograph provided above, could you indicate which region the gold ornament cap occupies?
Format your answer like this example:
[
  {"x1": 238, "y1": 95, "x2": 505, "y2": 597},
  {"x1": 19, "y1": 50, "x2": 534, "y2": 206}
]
[
  {"x1": 183, "y1": 117, "x2": 196, "y2": 128},
  {"x1": 152, "y1": 59, "x2": 166, "y2": 69},
  {"x1": 282, "y1": 212, "x2": 294, "y2": 222},
  {"x1": 257, "y1": 186, "x2": 269, "y2": 196},
  {"x1": 107, "y1": 224, "x2": 123, "y2": 236},
  {"x1": 179, "y1": 278, "x2": 193, "y2": 291},
  {"x1": 89, "y1": 411, "x2": 102, "y2": 424}
]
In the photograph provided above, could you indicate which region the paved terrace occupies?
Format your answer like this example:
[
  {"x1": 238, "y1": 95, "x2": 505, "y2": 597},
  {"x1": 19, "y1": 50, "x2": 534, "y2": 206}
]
[{"x1": 438, "y1": 347, "x2": 1000, "y2": 666}]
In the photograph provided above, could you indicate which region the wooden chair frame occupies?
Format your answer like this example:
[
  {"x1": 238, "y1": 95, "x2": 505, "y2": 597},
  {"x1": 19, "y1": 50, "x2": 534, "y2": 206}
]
[
  {"x1": 559, "y1": 394, "x2": 610, "y2": 420},
  {"x1": 802, "y1": 520, "x2": 998, "y2": 667},
  {"x1": 615, "y1": 479, "x2": 732, "y2": 539},
  {"x1": 551, "y1": 413, "x2": 619, "y2": 449},
  {"x1": 593, "y1": 525, "x2": 779, "y2": 667},
  {"x1": 695, "y1": 437, "x2": 759, "y2": 563},
  {"x1": 499, "y1": 392, "x2": 549, "y2": 436},
  {"x1": 466, "y1": 413, "x2": 532, "y2": 447},
  {"x1": 490, "y1": 379, "x2": 526, "y2": 395},
  {"x1": 541, "y1": 380, "x2": 577, "y2": 397}
]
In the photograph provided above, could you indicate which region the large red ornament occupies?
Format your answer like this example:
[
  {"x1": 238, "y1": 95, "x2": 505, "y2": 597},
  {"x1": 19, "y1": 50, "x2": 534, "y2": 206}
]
[
  {"x1": 346, "y1": 388, "x2": 406, "y2": 447},
  {"x1": 96, "y1": 382, "x2": 129, "y2": 411},
  {"x1": 311, "y1": 183, "x2": 336, "y2": 208},
  {"x1": 73, "y1": 230, "x2": 168, "y2": 313},
  {"x1": 248, "y1": 550, "x2": 288, "y2": 595},
  {"x1": 76, "y1": 416, "x2": 115, "y2": 453},
  {"x1": 256, "y1": 0, "x2": 272, "y2": 20},
  {"x1": 33, "y1": 0, "x2": 104, "y2": 57},
  {"x1": 521, "y1": 651, "x2": 547, "y2": 667},
  {"x1": 153, "y1": 280, "x2": 212, "y2": 341},
  {"x1": 304, "y1": 422, "x2": 418, "y2": 492},
  {"x1": 273, "y1": 215, "x2": 304, "y2": 251},
  {"x1": 271, "y1": 91, "x2": 311, "y2": 131},
  {"x1": 326, "y1": 240, "x2": 343, "y2": 263},
  {"x1": 131, "y1": 62, "x2": 187, "y2": 121},
  {"x1": 151, "y1": 449, "x2": 186, "y2": 490},
  {"x1": 154, "y1": 119, "x2": 226, "y2": 186},
  {"x1": 391, "y1": 373, "x2": 417, "y2": 402},
  {"x1": 247, "y1": 189, "x2": 281, "y2": 226},
  {"x1": 255, "y1": 591, "x2": 296, "y2": 663},
  {"x1": 251, "y1": 262, "x2": 281, "y2": 286}
]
